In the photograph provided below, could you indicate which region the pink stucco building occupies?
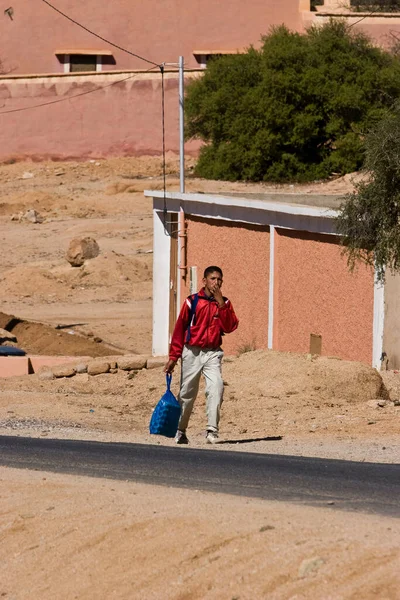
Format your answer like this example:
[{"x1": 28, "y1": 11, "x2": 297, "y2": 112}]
[
  {"x1": 146, "y1": 190, "x2": 384, "y2": 367},
  {"x1": 1, "y1": 1, "x2": 400, "y2": 159},
  {"x1": 1, "y1": 0, "x2": 303, "y2": 75}
]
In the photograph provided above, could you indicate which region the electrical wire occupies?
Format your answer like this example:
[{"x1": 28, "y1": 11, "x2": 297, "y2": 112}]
[
  {"x1": 347, "y1": 4, "x2": 385, "y2": 28},
  {"x1": 39, "y1": 1, "x2": 170, "y2": 218},
  {"x1": 0, "y1": 66, "x2": 159, "y2": 114},
  {"x1": 40, "y1": 0, "x2": 160, "y2": 67}
]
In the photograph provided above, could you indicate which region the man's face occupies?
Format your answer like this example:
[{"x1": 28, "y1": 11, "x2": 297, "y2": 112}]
[{"x1": 203, "y1": 271, "x2": 223, "y2": 295}]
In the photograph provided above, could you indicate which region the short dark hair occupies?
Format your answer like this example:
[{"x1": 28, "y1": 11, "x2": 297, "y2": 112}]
[{"x1": 204, "y1": 265, "x2": 223, "y2": 278}]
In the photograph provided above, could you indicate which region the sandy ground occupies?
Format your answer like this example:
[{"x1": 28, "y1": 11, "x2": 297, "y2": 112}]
[
  {"x1": 1, "y1": 467, "x2": 399, "y2": 600},
  {"x1": 0, "y1": 157, "x2": 399, "y2": 599}
]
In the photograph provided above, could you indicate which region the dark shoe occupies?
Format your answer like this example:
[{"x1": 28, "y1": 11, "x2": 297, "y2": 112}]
[{"x1": 175, "y1": 430, "x2": 189, "y2": 444}]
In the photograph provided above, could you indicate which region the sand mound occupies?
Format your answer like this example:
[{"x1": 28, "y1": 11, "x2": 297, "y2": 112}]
[
  {"x1": 0, "y1": 311, "x2": 123, "y2": 357},
  {"x1": 52, "y1": 252, "x2": 151, "y2": 289},
  {"x1": 223, "y1": 350, "x2": 384, "y2": 403},
  {"x1": 0, "y1": 252, "x2": 151, "y2": 301},
  {"x1": 0, "y1": 191, "x2": 66, "y2": 216}
]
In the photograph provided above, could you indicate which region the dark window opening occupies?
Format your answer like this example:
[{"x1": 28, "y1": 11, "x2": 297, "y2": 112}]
[
  {"x1": 311, "y1": 0, "x2": 324, "y2": 10},
  {"x1": 70, "y1": 55, "x2": 97, "y2": 72}
]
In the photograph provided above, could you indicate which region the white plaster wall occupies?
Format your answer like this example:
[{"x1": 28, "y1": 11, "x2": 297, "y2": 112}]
[{"x1": 152, "y1": 210, "x2": 172, "y2": 356}]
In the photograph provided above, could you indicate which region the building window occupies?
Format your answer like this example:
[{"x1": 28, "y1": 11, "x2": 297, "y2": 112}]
[
  {"x1": 193, "y1": 50, "x2": 241, "y2": 69},
  {"x1": 311, "y1": 0, "x2": 324, "y2": 10},
  {"x1": 55, "y1": 49, "x2": 114, "y2": 73},
  {"x1": 70, "y1": 54, "x2": 98, "y2": 72}
]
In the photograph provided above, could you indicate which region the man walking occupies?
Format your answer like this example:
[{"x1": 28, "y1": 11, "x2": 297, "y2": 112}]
[{"x1": 164, "y1": 266, "x2": 238, "y2": 444}]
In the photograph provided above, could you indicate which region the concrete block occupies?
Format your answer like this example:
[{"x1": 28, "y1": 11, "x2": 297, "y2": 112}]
[
  {"x1": 87, "y1": 361, "x2": 110, "y2": 375},
  {"x1": 38, "y1": 370, "x2": 55, "y2": 381},
  {"x1": 117, "y1": 355, "x2": 147, "y2": 370},
  {"x1": 29, "y1": 356, "x2": 91, "y2": 373},
  {"x1": 0, "y1": 357, "x2": 29, "y2": 378},
  {"x1": 52, "y1": 364, "x2": 76, "y2": 378},
  {"x1": 146, "y1": 356, "x2": 167, "y2": 370}
]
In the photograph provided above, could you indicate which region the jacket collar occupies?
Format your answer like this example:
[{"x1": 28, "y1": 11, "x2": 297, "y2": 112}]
[{"x1": 198, "y1": 287, "x2": 214, "y2": 301}]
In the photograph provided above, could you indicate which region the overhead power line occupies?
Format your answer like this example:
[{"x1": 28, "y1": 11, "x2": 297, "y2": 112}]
[
  {"x1": 347, "y1": 4, "x2": 385, "y2": 29},
  {"x1": 40, "y1": 0, "x2": 160, "y2": 68},
  {"x1": 0, "y1": 67, "x2": 159, "y2": 114}
]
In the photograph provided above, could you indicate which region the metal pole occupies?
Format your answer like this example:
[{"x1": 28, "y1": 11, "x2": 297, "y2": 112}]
[{"x1": 179, "y1": 56, "x2": 185, "y2": 194}]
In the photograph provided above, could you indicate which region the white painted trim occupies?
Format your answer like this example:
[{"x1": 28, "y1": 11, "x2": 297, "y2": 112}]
[
  {"x1": 148, "y1": 195, "x2": 338, "y2": 235},
  {"x1": 152, "y1": 210, "x2": 171, "y2": 356},
  {"x1": 268, "y1": 225, "x2": 275, "y2": 349},
  {"x1": 372, "y1": 277, "x2": 385, "y2": 369},
  {"x1": 176, "y1": 207, "x2": 183, "y2": 317},
  {"x1": 145, "y1": 191, "x2": 339, "y2": 235},
  {"x1": 145, "y1": 190, "x2": 339, "y2": 219},
  {"x1": 63, "y1": 54, "x2": 70, "y2": 73}
]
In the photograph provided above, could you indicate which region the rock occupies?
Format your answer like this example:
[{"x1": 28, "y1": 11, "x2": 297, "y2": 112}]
[
  {"x1": 0, "y1": 328, "x2": 17, "y2": 343},
  {"x1": 52, "y1": 364, "x2": 76, "y2": 378},
  {"x1": 394, "y1": 400, "x2": 400, "y2": 406},
  {"x1": 367, "y1": 399, "x2": 379, "y2": 408},
  {"x1": 87, "y1": 361, "x2": 110, "y2": 375},
  {"x1": 66, "y1": 237, "x2": 100, "y2": 267},
  {"x1": 93, "y1": 336, "x2": 102, "y2": 343},
  {"x1": 146, "y1": 356, "x2": 167, "y2": 370},
  {"x1": 75, "y1": 362, "x2": 88, "y2": 374},
  {"x1": 23, "y1": 209, "x2": 44, "y2": 224},
  {"x1": 298, "y1": 557, "x2": 325, "y2": 578},
  {"x1": 38, "y1": 370, "x2": 55, "y2": 381},
  {"x1": 21, "y1": 171, "x2": 34, "y2": 179},
  {"x1": 109, "y1": 361, "x2": 117, "y2": 370},
  {"x1": 377, "y1": 399, "x2": 387, "y2": 407},
  {"x1": 117, "y1": 355, "x2": 147, "y2": 370},
  {"x1": 109, "y1": 368, "x2": 118, "y2": 374},
  {"x1": 127, "y1": 370, "x2": 139, "y2": 380}
]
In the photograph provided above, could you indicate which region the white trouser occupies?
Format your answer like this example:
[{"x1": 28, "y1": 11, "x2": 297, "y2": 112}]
[{"x1": 178, "y1": 344, "x2": 224, "y2": 433}]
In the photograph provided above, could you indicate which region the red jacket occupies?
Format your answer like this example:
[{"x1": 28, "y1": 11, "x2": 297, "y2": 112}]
[{"x1": 169, "y1": 288, "x2": 239, "y2": 361}]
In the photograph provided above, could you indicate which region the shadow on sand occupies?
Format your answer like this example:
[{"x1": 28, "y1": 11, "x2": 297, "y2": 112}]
[{"x1": 218, "y1": 435, "x2": 283, "y2": 445}]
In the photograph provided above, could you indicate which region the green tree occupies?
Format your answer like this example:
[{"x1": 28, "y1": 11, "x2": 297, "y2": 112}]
[
  {"x1": 186, "y1": 20, "x2": 400, "y2": 182},
  {"x1": 336, "y1": 103, "x2": 400, "y2": 282}
]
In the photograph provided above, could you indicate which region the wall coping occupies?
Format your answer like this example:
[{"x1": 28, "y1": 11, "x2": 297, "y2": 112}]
[
  {"x1": 145, "y1": 190, "x2": 340, "y2": 219},
  {"x1": 0, "y1": 68, "x2": 202, "y2": 83}
]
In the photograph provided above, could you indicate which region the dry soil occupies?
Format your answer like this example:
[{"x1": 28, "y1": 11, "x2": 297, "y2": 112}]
[{"x1": 0, "y1": 157, "x2": 399, "y2": 600}]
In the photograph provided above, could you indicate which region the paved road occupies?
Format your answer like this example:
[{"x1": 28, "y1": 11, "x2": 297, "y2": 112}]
[{"x1": 0, "y1": 435, "x2": 399, "y2": 517}]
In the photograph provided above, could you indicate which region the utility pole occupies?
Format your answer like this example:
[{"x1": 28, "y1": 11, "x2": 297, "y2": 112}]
[
  {"x1": 179, "y1": 56, "x2": 185, "y2": 193},
  {"x1": 163, "y1": 57, "x2": 185, "y2": 192}
]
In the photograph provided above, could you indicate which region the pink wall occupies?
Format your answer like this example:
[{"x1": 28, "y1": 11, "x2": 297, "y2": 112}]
[
  {"x1": 182, "y1": 216, "x2": 270, "y2": 356},
  {"x1": 274, "y1": 229, "x2": 374, "y2": 363},
  {"x1": 0, "y1": 72, "x2": 200, "y2": 160},
  {"x1": 303, "y1": 13, "x2": 400, "y2": 50},
  {"x1": 0, "y1": 0, "x2": 302, "y2": 75},
  {"x1": 181, "y1": 218, "x2": 375, "y2": 363}
]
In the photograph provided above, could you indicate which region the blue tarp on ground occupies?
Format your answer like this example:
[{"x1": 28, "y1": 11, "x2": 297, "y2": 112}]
[{"x1": 0, "y1": 346, "x2": 26, "y2": 356}]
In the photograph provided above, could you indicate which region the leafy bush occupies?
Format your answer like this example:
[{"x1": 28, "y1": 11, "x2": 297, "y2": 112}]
[
  {"x1": 337, "y1": 103, "x2": 400, "y2": 282},
  {"x1": 185, "y1": 20, "x2": 400, "y2": 182}
]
